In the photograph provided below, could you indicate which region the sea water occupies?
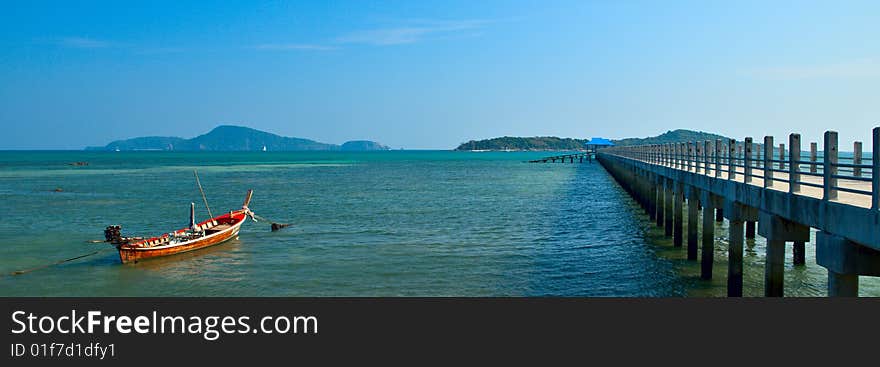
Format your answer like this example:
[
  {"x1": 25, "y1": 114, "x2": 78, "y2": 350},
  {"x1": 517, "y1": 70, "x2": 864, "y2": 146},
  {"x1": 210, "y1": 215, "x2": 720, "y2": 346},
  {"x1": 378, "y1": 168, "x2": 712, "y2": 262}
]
[{"x1": 0, "y1": 151, "x2": 877, "y2": 296}]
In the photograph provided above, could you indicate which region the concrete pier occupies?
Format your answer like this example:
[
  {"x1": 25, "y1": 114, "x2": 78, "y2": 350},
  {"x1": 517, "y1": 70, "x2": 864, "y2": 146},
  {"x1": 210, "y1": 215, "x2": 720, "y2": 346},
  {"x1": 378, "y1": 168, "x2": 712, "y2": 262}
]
[{"x1": 596, "y1": 127, "x2": 880, "y2": 297}]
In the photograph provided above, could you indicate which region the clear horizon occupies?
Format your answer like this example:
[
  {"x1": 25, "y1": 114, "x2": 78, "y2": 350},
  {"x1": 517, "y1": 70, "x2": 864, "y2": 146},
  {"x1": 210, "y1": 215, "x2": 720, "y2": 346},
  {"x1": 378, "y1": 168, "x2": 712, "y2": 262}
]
[{"x1": 1, "y1": 1, "x2": 878, "y2": 149}]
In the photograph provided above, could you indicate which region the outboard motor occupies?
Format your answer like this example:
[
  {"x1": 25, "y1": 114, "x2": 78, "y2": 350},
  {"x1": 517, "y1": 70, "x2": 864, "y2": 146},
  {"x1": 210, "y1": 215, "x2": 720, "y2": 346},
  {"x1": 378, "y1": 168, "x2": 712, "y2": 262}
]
[{"x1": 104, "y1": 225, "x2": 123, "y2": 244}]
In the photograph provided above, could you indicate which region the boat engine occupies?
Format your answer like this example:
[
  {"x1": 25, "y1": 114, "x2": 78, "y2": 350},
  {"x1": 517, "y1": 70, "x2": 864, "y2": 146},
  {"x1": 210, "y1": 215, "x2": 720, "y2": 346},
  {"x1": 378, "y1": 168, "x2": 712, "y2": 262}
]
[{"x1": 104, "y1": 225, "x2": 124, "y2": 244}]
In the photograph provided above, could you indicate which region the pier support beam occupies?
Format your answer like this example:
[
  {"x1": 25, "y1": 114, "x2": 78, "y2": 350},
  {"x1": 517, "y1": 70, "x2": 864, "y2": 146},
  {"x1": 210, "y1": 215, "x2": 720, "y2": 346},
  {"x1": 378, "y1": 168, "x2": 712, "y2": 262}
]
[
  {"x1": 664, "y1": 179, "x2": 673, "y2": 237},
  {"x1": 673, "y1": 182, "x2": 683, "y2": 247},
  {"x1": 715, "y1": 208, "x2": 724, "y2": 223},
  {"x1": 686, "y1": 187, "x2": 699, "y2": 260},
  {"x1": 700, "y1": 192, "x2": 715, "y2": 280},
  {"x1": 817, "y1": 232, "x2": 880, "y2": 297},
  {"x1": 758, "y1": 212, "x2": 810, "y2": 297}
]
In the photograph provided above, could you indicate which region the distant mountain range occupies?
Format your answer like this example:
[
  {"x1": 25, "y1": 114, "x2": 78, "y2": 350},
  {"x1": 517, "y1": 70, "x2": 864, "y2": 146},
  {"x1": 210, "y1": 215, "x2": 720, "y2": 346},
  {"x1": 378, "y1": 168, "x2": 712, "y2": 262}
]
[
  {"x1": 86, "y1": 125, "x2": 390, "y2": 151},
  {"x1": 454, "y1": 129, "x2": 730, "y2": 151}
]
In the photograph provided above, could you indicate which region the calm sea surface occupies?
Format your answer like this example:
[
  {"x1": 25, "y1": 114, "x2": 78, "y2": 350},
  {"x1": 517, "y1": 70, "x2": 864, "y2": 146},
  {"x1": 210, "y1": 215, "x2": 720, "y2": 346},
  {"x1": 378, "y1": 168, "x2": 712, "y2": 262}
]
[{"x1": 0, "y1": 151, "x2": 877, "y2": 296}]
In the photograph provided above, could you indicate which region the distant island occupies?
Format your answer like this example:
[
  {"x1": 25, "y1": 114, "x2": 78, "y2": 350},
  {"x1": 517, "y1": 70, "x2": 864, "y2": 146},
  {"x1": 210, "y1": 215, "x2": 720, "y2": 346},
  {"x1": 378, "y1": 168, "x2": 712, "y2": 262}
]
[
  {"x1": 454, "y1": 129, "x2": 729, "y2": 151},
  {"x1": 86, "y1": 125, "x2": 391, "y2": 151},
  {"x1": 455, "y1": 137, "x2": 590, "y2": 151}
]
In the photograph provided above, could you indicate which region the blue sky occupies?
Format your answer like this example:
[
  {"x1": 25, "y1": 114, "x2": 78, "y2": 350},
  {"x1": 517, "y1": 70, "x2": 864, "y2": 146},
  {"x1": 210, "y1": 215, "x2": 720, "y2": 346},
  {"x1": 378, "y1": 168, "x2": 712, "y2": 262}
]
[{"x1": 1, "y1": 0, "x2": 878, "y2": 149}]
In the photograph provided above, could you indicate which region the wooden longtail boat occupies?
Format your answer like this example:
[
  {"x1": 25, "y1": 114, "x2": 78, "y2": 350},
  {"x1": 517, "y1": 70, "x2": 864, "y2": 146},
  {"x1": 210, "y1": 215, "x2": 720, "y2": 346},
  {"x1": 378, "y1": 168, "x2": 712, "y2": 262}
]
[{"x1": 114, "y1": 190, "x2": 255, "y2": 264}]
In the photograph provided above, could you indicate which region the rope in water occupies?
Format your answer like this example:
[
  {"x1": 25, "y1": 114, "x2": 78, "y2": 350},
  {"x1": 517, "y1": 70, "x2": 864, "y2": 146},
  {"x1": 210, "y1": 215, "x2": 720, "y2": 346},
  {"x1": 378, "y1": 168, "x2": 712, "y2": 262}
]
[{"x1": 7, "y1": 248, "x2": 115, "y2": 277}]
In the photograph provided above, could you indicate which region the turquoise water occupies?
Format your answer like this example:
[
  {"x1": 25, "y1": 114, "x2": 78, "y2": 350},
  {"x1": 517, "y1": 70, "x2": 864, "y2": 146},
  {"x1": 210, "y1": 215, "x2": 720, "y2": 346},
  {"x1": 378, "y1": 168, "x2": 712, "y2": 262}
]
[{"x1": 0, "y1": 151, "x2": 877, "y2": 296}]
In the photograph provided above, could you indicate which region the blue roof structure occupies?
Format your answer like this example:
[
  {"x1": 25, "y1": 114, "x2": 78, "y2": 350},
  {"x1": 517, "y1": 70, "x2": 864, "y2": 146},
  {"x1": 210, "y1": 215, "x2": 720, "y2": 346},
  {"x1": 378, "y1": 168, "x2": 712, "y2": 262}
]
[{"x1": 587, "y1": 137, "x2": 615, "y2": 146}]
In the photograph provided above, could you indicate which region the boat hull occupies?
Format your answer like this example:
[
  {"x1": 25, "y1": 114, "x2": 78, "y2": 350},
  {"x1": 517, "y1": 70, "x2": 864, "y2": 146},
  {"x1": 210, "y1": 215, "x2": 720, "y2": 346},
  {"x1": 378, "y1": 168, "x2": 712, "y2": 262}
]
[{"x1": 117, "y1": 213, "x2": 246, "y2": 264}]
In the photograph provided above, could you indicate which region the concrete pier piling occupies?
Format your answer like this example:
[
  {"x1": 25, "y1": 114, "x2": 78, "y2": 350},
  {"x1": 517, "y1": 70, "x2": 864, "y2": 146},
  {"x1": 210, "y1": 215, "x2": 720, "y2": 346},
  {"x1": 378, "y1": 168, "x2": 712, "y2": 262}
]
[
  {"x1": 664, "y1": 180, "x2": 673, "y2": 237},
  {"x1": 673, "y1": 182, "x2": 684, "y2": 247},
  {"x1": 700, "y1": 192, "x2": 715, "y2": 280},
  {"x1": 596, "y1": 127, "x2": 880, "y2": 297},
  {"x1": 726, "y1": 205, "x2": 745, "y2": 297},
  {"x1": 654, "y1": 176, "x2": 665, "y2": 227}
]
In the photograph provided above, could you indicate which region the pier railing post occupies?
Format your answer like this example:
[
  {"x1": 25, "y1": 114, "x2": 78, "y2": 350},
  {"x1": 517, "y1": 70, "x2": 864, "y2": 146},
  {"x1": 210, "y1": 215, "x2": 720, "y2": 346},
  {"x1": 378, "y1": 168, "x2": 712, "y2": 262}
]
[
  {"x1": 789, "y1": 134, "x2": 800, "y2": 193},
  {"x1": 873, "y1": 127, "x2": 879, "y2": 210},
  {"x1": 756, "y1": 144, "x2": 761, "y2": 168},
  {"x1": 687, "y1": 142, "x2": 693, "y2": 171},
  {"x1": 744, "y1": 137, "x2": 753, "y2": 183},
  {"x1": 810, "y1": 142, "x2": 818, "y2": 174},
  {"x1": 728, "y1": 138, "x2": 736, "y2": 180},
  {"x1": 679, "y1": 142, "x2": 685, "y2": 170},
  {"x1": 824, "y1": 131, "x2": 838, "y2": 201},
  {"x1": 853, "y1": 141, "x2": 862, "y2": 177},
  {"x1": 704, "y1": 141, "x2": 710, "y2": 175},
  {"x1": 696, "y1": 141, "x2": 702, "y2": 174},
  {"x1": 715, "y1": 139, "x2": 722, "y2": 177},
  {"x1": 779, "y1": 143, "x2": 785, "y2": 170},
  {"x1": 764, "y1": 136, "x2": 773, "y2": 188}
]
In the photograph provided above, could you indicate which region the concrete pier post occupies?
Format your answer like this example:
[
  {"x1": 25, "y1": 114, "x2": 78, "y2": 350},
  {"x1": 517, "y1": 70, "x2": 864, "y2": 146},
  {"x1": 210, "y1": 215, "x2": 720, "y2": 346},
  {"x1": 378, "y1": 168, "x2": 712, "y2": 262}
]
[
  {"x1": 687, "y1": 142, "x2": 694, "y2": 172},
  {"x1": 824, "y1": 131, "x2": 838, "y2": 200},
  {"x1": 745, "y1": 221, "x2": 756, "y2": 239},
  {"x1": 648, "y1": 175, "x2": 657, "y2": 221},
  {"x1": 814, "y1": 231, "x2": 880, "y2": 297},
  {"x1": 687, "y1": 187, "x2": 699, "y2": 260},
  {"x1": 726, "y1": 203, "x2": 745, "y2": 297},
  {"x1": 778, "y1": 143, "x2": 785, "y2": 170},
  {"x1": 758, "y1": 212, "x2": 810, "y2": 297},
  {"x1": 793, "y1": 241, "x2": 806, "y2": 265},
  {"x1": 828, "y1": 273, "x2": 859, "y2": 297},
  {"x1": 664, "y1": 179, "x2": 673, "y2": 237},
  {"x1": 756, "y1": 144, "x2": 762, "y2": 168},
  {"x1": 701, "y1": 193, "x2": 715, "y2": 280},
  {"x1": 673, "y1": 182, "x2": 683, "y2": 247},
  {"x1": 764, "y1": 136, "x2": 773, "y2": 187},
  {"x1": 810, "y1": 142, "x2": 818, "y2": 174},
  {"x1": 744, "y1": 137, "x2": 753, "y2": 183},
  {"x1": 873, "y1": 128, "x2": 880, "y2": 210},
  {"x1": 728, "y1": 138, "x2": 736, "y2": 180},
  {"x1": 853, "y1": 141, "x2": 862, "y2": 177},
  {"x1": 655, "y1": 176, "x2": 664, "y2": 227},
  {"x1": 715, "y1": 139, "x2": 722, "y2": 178},
  {"x1": 704, "y1": 141, "x2": 711, "y2": 175},
  {"x1": 789, "y1": 134, "x2": 800, "y2": 193},
  {"x1": 765, "y1": 239, "x2": 786, "y2": 297}
]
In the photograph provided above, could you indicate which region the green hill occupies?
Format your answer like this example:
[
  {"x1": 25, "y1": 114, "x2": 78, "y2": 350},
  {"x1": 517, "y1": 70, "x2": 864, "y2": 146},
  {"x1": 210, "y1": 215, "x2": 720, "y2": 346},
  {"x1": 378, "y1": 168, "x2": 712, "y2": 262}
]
[
  {"x1": 86, "y1": 125, "x2": 390, "y2": 151},
  {"x1": 612, "y1": 129, "x2": 729, "y2": 146},
  {"x1": 455, "y1": 136, "x2": 590, "y2": 151}
]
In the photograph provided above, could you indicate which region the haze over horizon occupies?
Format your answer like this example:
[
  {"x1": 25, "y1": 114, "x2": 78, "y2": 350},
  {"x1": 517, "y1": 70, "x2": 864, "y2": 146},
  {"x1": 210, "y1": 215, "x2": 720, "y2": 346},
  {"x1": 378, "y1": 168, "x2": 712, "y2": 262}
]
[{"x1": 2, "y1": 1, "x2": 879, "y2": 150}]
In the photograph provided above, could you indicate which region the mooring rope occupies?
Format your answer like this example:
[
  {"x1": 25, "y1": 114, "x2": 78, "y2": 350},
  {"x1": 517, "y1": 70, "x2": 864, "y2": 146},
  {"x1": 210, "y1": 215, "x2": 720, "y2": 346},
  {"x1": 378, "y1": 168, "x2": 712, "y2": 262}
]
[{"x1": 6, "y1": 248, "x2": 115, "y2": 277}]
